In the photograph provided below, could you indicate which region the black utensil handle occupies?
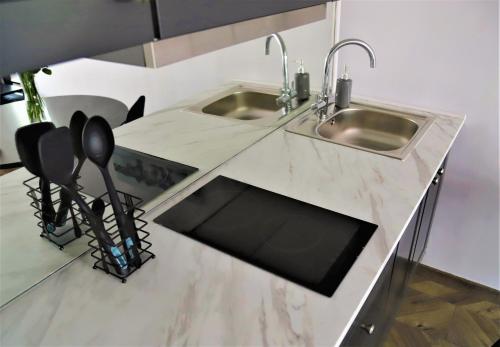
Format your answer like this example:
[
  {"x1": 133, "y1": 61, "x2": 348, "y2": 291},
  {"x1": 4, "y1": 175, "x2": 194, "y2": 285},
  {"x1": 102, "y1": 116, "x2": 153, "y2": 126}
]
[
  {"x1": 66, "y1": 187, "x2": 128, "y2": 275},
  {"x1": 115, "y1": 214, "x2": 142, "y2": 268},
  {"x1": 55, "y1": 188, "x2": 71, "y2": 226},
  {"x1": 101, "y1": 168, "x2": 125, "y2": 217},
  {"x1": 39, "y1": 177, "x2": 55, "y2": 228},
  {"x1": 72, "y1": 159, "x2": 85, "y2": 181},
  {"x1": 100, "y1": 168, "x2": 141, "y2": 267},
  {"x1": 69, "y1": 204, "x2": 82, "y2": 238},
  {"x1": 124, "y1": 194, "x2": 142, "y2": 249}
]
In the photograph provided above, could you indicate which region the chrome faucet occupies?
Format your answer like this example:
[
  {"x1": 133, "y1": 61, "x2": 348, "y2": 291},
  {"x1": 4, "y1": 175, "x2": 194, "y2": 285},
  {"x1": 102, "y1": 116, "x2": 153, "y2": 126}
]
[
  {"x1": 312, "y1": 39, "x2": 376, "y2": 121},
  {"x1": 265, "y1": 33, "x2": 297, "y2": 106}
]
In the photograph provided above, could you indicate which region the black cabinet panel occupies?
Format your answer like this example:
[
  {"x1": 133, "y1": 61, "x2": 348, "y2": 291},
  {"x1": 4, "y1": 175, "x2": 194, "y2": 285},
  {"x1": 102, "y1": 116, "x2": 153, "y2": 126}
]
[
  {"x1": 0, "y1": 0, "x2": 155, "y2": 75},
  {"x1": 413, "y1": 159, "x2": 447, "y2": 264},
  {"x1": 388, "y1": 208, "x2": 419, "y2": 312},
  {"x1": 341, "y1": 252, "x2": 395, "y2": 347},
  {"x1": 155, "y1": 0, "x2": 328, "y2": 39},
  {"x1": 341, "y1": 155, "x2": 449, "y2": 346}
]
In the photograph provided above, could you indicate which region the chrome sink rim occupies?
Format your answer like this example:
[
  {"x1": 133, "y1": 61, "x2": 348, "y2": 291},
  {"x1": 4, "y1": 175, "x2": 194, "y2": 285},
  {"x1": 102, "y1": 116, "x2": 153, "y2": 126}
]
[{"x1": 287, "y1": 102, "x2": 434, "y2": 160}]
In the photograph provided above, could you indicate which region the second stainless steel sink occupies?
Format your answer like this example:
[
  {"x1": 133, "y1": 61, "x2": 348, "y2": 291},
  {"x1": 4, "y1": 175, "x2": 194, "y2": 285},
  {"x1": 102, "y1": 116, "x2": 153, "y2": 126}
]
[
  {"x1": 287, "y1": 102, "x2": 434, "y2": 159},
  {"x1": 188, "y1": 84, "x2": 311, "y2": 126},
  {"x1": 202, "y1": 91, "x2": 281, "y2": 120}
]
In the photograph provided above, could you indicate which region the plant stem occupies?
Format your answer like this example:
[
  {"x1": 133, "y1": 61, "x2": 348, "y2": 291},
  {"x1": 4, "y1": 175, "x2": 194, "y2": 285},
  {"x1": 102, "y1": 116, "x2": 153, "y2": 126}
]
[{"x1": 20, "y1": 71, "x2": 45, "y2": 123}]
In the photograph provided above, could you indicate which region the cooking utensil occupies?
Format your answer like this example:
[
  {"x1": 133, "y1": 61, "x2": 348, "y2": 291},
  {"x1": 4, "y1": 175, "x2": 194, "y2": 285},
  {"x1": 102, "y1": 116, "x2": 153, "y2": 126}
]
[
  {"x1": 91, "y1": 198, "x2": 106, "y2": 219},
  {"x1": 82, "y1": 116, "x2": 142, "y2": 268},
  {"x1": 124, "y1": 194, "x2": 141, "y2": 249},
  {"x1": 38, "y1": 127, "x2": 128, "y2": 275},
  {"x1": 54, "y1": 111, "x2": 88, "y2": 232},
  {"x1": 15, "y1": 122, "x2": 56, "y2": 235},
  {"x1": 121, "y1": 95, "x2": 145, "y2": 125}
]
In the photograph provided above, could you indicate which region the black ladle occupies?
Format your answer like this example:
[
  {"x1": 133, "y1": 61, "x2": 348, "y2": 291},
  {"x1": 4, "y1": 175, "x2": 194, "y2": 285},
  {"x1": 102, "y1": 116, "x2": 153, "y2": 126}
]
[
  {"x1": 54, "y1": 111, "x2": 88, "y2": 233},
  {"x1": 38, "y1": 127, "x2": 128, "y2": 275},
  {"x1": 15, "y1": 122, "x2": 56, "y2": 236},
  {"x1": 82, "y1": 116, "x2": 142, "y2": 268}
]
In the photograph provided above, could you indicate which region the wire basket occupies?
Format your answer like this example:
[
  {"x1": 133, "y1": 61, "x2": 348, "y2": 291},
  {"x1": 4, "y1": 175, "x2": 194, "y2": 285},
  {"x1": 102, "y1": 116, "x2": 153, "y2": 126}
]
[
  {"x1": 23, "y1": 175, "x2": 91, "y2": 249},
  {"x1": 84, "y1": 191, "x2": 155, "y2": 283}
]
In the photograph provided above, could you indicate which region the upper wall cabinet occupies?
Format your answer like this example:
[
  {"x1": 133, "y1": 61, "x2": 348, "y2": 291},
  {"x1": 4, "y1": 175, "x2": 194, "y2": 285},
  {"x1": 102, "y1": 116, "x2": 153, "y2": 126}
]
[
  {"x1": 154, "y1": 0, "x2": 329, "y2": 39},
  {"x1": 0, "y1": 0, "x2": 155, "y2": 76},
  {"x1": 1, "y1": 0, "x2": 332, "y2": 75}
]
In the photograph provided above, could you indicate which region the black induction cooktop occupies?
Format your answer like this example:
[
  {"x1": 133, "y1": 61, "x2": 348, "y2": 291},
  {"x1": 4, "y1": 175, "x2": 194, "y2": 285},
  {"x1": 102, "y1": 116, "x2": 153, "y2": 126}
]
[
  {"x1": 154, "y1": 176, "x2": 377, "y2": 297},
  {"x1": 78, "y1": 146, "x2": 198, "y2": 206}
]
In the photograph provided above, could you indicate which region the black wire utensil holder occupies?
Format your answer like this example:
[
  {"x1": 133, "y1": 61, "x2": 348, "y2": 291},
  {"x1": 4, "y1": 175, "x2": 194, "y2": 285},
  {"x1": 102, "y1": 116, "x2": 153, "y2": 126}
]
[
  {"x1": 85, "y1": 191, "x2": 155, "y2": 283},
  {"x1": 23, "y1": 175, "x2": 91, "y2": 249}
]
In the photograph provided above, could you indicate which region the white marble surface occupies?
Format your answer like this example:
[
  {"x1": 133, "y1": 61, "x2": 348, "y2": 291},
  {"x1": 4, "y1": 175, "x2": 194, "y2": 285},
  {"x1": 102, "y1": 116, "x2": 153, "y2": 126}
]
[
  {"x1": 0, "y1": 169, "x2": 91, "y2": 307},
  {"x1": 0, "y1": 81, "x2": 307, "y2": 308},
  {"x1": 0, "y1": 96, "x2": 464, "y2": 347}
]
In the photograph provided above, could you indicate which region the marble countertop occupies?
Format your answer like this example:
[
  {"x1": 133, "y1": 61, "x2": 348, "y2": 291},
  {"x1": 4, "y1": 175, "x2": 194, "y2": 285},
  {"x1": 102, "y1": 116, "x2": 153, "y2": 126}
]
[
  {"x1": 0, "y1": 95, "x2": 464, "y2": 346},
  {"x1": 0, "y1": 81, "x2": 308, "y2": 307}
]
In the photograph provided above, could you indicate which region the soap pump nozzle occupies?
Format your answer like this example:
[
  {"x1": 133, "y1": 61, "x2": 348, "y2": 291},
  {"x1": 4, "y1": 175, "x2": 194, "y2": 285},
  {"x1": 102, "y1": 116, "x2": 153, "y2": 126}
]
[
  {"x1": 342, "y1": 64, "x2": 350, "y2": 80},
  {"x1": 296, "y1": 59, "x2": 305, "y2": 73}
]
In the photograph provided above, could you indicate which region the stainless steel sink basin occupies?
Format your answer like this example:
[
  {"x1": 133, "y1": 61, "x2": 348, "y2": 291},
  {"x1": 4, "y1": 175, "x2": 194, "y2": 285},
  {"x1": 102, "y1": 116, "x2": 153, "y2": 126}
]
[
  {"x1": 202, "y1": 91, "x2": 281, "y2": 120},
  {"x1": 188, "y1": 84, "x2": 311, "y2": 126},
  {"x1": 287, "y1": 103, "x2": 434, "y2": 159}
]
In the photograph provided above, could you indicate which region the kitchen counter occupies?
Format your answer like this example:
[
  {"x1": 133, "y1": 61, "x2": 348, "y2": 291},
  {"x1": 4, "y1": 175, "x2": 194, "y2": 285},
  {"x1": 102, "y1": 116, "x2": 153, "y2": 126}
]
[
  {"x1": 0, "y1": 96, "x2": 464, "y2": 346},
  {"x1": 0, "y1": 81, "x2": 308, "y2": 307}
]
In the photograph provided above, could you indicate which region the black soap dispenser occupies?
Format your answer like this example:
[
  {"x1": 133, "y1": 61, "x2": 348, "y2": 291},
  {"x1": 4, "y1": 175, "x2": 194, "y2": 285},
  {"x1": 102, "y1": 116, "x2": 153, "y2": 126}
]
[
  {"x1": 335, "y1": 65, "x2": 352, "y2": 108},
  {"x1": 294, "y1": 59, "x2": 310, "y2": 102}
]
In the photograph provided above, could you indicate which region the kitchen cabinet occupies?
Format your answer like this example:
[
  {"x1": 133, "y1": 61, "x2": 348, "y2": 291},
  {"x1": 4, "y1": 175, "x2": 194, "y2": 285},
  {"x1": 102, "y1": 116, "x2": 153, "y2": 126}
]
[
  {"x1": 341, "y1": 157, "x2": 448, "y2": 346},
  {"x1": 411, "y1": 159, "x2": 447, "y2": 266},
  {"x1": 2, "y1": 0, "x2": 331, "y2": 74},
  {"x1": 387, "y1": 206, "x2": 420, "y2": 313},
  {"x1": 341, "y1": 252, "x2": 396, "y2": 347},
  {"x1": 154, "y1": 0, "x2": 330, "y2": 39},
  {"x1": 0, "y1": 0, "x2": 155, "y2": 76}
]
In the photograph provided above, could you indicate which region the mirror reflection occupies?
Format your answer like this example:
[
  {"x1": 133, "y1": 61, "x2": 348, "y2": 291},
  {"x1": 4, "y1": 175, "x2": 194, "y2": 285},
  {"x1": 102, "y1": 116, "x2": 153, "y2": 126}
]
[{"x1": 0, "y1": 18, "x2": 333, "y2": 307}]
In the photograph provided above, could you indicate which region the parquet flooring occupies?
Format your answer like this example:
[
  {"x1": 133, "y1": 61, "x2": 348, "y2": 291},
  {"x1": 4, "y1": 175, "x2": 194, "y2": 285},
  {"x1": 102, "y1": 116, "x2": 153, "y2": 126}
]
[
  {"x1": 384, "y1": 265, "x2": 500, "y2": 347},
  {"x1": 0, "y1": 167, "x2": 18, "y2": 176}
]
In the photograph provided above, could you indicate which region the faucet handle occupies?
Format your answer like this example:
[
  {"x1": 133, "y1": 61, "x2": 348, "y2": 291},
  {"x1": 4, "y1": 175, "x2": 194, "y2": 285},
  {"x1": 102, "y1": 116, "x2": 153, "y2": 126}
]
[
  {"x1": 311, "y1": 99, "x2": 327, "y2": 112},
  {"x1": 276, "y1": 93, "x2": 292, "y2": 106}
]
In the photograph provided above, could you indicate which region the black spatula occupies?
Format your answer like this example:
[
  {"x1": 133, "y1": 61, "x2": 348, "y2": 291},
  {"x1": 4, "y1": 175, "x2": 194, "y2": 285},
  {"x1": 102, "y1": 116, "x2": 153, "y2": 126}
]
[
  {"x1": 15, "y1": 122, "x2": 56, "y2": 235},
  {"x1": 82, "y1": 116, "x2": 142, "y2": 268},
  {"x1": 38, "y1": 127, "x2": 129, "y2": 275}
]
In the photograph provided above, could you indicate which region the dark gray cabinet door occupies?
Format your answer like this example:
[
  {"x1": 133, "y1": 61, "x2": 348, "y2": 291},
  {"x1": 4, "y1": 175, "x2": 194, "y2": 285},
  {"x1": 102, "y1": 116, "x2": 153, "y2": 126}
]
[
  {"x1": 1, "y1": 0, "x2": 155, "y2": 76},
  {"x1": 341, "y1": 252, "x2": 395, "y2": 347},
  {"x1": 388, "y1": 207, "x2": 420, "y2": 312},
  {"x1": 341, "y1": 156, "x2": 449, "y2": 346},
  {"x1": 412, "y1": 158, "x2": 447, "y2": 264},
  {"x1": 154, "y1": 0, "x2": 329, "y2": 39}
]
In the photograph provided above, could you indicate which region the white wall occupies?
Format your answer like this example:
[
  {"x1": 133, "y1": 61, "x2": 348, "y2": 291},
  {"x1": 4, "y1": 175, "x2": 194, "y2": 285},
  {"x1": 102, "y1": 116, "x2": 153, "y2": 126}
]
[
  {"x1": 338, "y1": 0, "x2": 499, "y2": 289},
  {"x1": 36, "y1": 5, "x2": 335, "y2": 116}
]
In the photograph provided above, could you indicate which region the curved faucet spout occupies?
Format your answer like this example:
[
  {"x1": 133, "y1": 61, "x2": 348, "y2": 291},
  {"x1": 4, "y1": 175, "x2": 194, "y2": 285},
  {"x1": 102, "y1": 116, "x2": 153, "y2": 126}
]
[
  {"x1": 320, "y1": 38, "x2": 376, "y2": 99},
  {"x1": 265, "y1": 33, "x2": 290, "y2": 94}
]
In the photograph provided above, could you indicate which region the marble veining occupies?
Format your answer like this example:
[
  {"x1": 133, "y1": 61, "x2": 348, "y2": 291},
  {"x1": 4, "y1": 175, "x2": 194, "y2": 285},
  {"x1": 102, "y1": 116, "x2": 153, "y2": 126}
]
[
  {"x1": 0, "y1": 81, "x2": 303, "y2": 308},
  {"x1": 0, "y1": 96, "x2": 464, "y2": 347}
]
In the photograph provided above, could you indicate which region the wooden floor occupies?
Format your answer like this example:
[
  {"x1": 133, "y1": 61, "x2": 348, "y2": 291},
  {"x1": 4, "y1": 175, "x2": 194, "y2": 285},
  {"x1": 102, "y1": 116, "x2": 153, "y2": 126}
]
[
  {"x1": 0, "y1": 167, "x2": 18, "y2": 176},
  {"x1": 384, "y1": 265, "x2": 500, "y2": 347}
]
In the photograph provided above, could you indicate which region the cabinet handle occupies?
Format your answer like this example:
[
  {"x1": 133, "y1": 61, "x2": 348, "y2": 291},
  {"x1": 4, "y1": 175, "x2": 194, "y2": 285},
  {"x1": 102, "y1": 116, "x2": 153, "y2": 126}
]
[
  {"x1": 360, "y1": 323, "x2": 375, "y2": 335},
  {"x1": 438, "y1": 167, "x2": 445, "y2": 175},
  {"x1": 432, "y1": 175, "x2": 440, "y2": 185}
]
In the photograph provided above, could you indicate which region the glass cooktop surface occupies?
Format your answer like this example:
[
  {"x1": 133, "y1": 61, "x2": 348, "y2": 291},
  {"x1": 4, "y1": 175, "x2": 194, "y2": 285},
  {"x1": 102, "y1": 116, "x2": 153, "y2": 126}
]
[
  {"x1": 78, "y1": 146, "x2": 198, "y2": 206},
  {"x1": 154, "y1": 176, "x2": 377, "y2": 297}
]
